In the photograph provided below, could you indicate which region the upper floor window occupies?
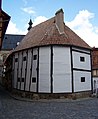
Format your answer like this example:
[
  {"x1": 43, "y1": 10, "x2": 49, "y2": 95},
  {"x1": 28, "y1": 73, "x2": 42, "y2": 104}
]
[
  {"x1": 15, "y1": 58, "x2": 18, "y2": 62},
  {"x1": 23, "y1": 56, "x2": 26, "y2": 61},
  {"x1": 33, "y1": 55, "x2": 37, "y2": 60},
  {"x1": 80, "y1": 56, "x2": 85, "y2": 62}
]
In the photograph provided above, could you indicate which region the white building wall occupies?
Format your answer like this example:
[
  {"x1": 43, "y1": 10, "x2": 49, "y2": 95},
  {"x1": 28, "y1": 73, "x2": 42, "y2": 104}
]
[
  {"x1": 73, "y1": 71, "x2": 91, "y2": 92},
  {"x1": 72, "y1": 49, "x2": 91, "y2": 92},
  {"x1": 21, "y1": 51, "x2": 27, "y2": 90},
  {"x1": 53, "y1": 46, "x2": 72, "y2": 93},
  {"x1": 72, "y1": 51, "x2": 91, "y2": 70},
  {"x1": 25, "y1": 49, "x2": 32, "y2": 91},
  {"x1": 13, "y1": 53, "x2": 18, "y2": 88},
  {"x1": 39, "y1": 47, "x2": 51, "y2": 93},
  {"x1": 30, "y1": 48, "x2": 38, "y2": 92},
  {"x1": 17, "y1": 51, "x2": 22, "y2": 89}
]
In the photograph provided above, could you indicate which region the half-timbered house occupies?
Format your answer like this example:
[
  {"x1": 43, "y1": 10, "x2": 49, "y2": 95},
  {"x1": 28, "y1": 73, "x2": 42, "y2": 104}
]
[{"x1": 11, "y1": 9, "x2": 92, "y2": 97}]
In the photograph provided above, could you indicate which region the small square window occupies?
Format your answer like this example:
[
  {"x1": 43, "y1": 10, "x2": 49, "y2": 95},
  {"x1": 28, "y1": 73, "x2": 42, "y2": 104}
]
[
  {"x1": 23, "y1": 56, "x2": 26, "y2": 61},
  {"x1": 33, "y1": 55, "x2": 37, "y2": 60},
  {"x1": 32, "y1": 77, "x2": 36, "y2": 83},
  {"x1": 80, "y1": 57, "x2": 85, "y2": 62},
  {"x1": 81, "y1": 77, "x2": 85, "y2": 82},
  {"x1": 15, "y1": 58, "x2": 18, "y2": 62}
]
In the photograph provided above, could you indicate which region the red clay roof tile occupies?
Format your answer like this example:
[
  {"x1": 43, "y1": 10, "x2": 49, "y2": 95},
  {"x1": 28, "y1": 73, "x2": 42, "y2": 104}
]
[{"x1": 14, "y1": 16, "x2": 91, "y2": 52}]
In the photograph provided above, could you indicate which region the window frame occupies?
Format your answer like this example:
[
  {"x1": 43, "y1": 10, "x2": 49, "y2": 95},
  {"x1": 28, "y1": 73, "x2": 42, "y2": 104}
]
[
  {"x1": 81, "y1": 77, "x2": 85, "y2": 82},
  {"x1": 33, "y1": 55, "x2": 37, "y2": 60},
  {"x1": 32, "y1": 77, "x2": 36, "y2": 83},
  {"x1": 80, "y1": 56, "x2": 85, "y2": 62},
  {"x1": 15, "y1": 58, "x2": 18, "y2": 62},
  {"x1": 23, "y1": 56, "x2": 26, "y2": 61}
]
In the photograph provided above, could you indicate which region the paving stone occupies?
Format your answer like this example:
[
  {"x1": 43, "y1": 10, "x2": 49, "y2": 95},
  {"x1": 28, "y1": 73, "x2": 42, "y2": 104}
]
[{"x1": 0, "y1": 85, "x2": 98, "y2": 119}]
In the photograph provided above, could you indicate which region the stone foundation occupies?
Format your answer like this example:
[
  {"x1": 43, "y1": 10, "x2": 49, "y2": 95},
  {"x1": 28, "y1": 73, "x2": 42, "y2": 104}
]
[{"x1": 11, "y1": 89, "x2": 92, "y2": 100}]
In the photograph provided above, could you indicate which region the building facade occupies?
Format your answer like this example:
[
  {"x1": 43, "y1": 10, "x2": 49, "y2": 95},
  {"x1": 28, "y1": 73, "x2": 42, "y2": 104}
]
[
  {"x1": 0, "y1": 0, "x2": 10, "y2": 50},
  {"x1": 0, "y1": 34, "x2": 25, "y2": 84},
  {"x1": 92, "y1": 48, "x2": 98, "y2": 94},
  {"x1": 11, "y1": 9, "x2": 92, "y2": 96}
]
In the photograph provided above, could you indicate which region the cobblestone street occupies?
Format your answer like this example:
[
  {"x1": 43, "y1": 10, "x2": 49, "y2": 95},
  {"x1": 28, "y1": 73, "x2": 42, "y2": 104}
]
[{"x1": 0, "y1": 86, "x2": 98, "y2": 119}]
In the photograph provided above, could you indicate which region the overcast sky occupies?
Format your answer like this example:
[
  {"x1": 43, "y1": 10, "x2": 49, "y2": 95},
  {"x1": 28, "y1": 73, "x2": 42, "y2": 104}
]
[{"x1": 2, "y1": 0, "x2": 98, "y2": 47}]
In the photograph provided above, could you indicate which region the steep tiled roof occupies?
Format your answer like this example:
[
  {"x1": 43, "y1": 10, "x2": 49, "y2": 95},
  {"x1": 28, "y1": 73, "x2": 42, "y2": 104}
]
[{"x1": 14, "y1": 14, "x2": 91, "y2": 52}]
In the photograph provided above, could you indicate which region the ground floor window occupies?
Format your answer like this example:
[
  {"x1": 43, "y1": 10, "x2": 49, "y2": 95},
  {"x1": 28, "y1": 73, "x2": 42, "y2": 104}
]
[{"x1": 81, "y1": 77, "x2": 85, "y2": 82}]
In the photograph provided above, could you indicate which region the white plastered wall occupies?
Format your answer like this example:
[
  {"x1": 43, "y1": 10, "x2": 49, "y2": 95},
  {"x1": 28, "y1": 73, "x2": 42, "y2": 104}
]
[
  {"x1": 72, "y1": 51, "x2": 91, "y2": 70},
  {"x1": 17, "y1": 51, "x2": 22, "y2": 89},
  {"x1": 72, "y1": 49, "x2": 91, "y2": 92},
  {"x1": 25, "y1": 49, "x2": 32, "y2": 91},
  {"x1": 73, "y1": 71, "x2": 91, "y2": 92},
  {"x1": 21, "y1": 51, "x2": 27, "y2": 90},
  {"x1": 30, "y1": 48, "x2": 38, "y2": 92},
  {"x1": 39, "y1": 47, "x2": 51, "y2": 93},
  {"x1": 53, "y1": 46, "x2": 72, "y2": 93},
  {"x1": 13, "y1": 53, "x2": 18, "y2": 88}
]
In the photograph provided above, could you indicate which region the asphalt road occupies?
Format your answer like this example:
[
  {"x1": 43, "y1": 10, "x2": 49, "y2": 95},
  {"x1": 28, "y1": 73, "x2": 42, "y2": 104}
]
[{"x1": 0, "y1": 86, "x2": 98, "y2": 119}]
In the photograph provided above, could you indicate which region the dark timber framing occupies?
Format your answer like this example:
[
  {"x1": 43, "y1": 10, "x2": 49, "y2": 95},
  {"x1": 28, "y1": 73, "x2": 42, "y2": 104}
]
[
  {"x1": 90, "y1": 50, "x2": 93, "y2": 93},
  {"x1": 13, "y1": 45, "x2": 92, "y2": 94},
  {"x1": 16, "y1": 52, "x2": 19, "y2": 89},
  {"x1": 12, "y1": 54, "x2": 15, "y2": 88},
  {"x1": 73, "y1": 68, "x2": 91, "y2": 72},
  {"x1": 29, "y1": 49, "x2": 33, "y2": 91},
  {"x1": 24, "y1": 50, "x2": 28, "y2": 91},
  {"x1": 37, "y1": 47, "x2": 39, "y2": 92},
  {"x1": 70, "y1": 46, "x2": 74, "y2": 93},
  {"x1": 20, "y1": 51, "x2": 23, "y2": 90},
  {"x1": 50, "y1": 46, "x2": 53, "y2": 93},
  {"x1": 72, "y1": 48, "x2": 90, "y2": 55}
]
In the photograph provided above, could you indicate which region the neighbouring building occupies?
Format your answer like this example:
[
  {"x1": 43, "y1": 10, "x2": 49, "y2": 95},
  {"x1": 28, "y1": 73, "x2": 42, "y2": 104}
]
[
  {"x1": 92, "y1": 47, "x2": 98, "y2": 94},
  {"x1": 0, "y1": 0, "x2": 10, "y2": 50},
  {"x1": 6, "y1": 9, "x2": 92, "y2": 98},
  {"x1": 0, "y1": 0, "x2": 10, "y2": 84},
  {"x1": 0, "y1": 34, "x2": 25, "y2": 84}
]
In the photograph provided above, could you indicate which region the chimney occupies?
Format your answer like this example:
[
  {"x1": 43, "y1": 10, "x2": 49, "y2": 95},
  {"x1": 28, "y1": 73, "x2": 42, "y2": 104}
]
[{"x1": 55, "y1": 8, "x2": 64, "y2": 34}]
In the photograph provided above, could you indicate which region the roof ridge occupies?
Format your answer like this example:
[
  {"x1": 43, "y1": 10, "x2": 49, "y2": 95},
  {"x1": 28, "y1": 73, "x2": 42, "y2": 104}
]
[{"x1": 14, "y1": 10, "x2": 91, "y2": 52}]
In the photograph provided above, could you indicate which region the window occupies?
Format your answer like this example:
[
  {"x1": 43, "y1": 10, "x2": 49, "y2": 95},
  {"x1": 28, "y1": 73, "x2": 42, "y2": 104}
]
[
  {"x1": 81, "y1": 77, "x2": 85, "y2": 82},
  {"x1": 18, "y1": 77, "x2": 20, "y2": 82},
  {"x1": 22, "y1": 78, "x2": 24, "y2": 82},
  {"x1": 32, "y1": 77, "x2": 36, "y2": 83},
  {"x1": 93, "y1": 70, "x2": 98, "y2": 76},
  {"x1": 23, "y1": 56, "x2": 26, "y2": 61},
  {"x1": 15, "y1": 58, "x2": 18, "y2": 62},
  {"x1": 33, "y1": 55, "x2": 37, "y2": 60},
  {"x1": 93, "y1": 70, "x2": 97, "y2": 76},
  {"x1": 80, "y1": 56, "x2": 85, "y2": 62}
]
